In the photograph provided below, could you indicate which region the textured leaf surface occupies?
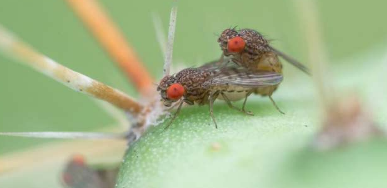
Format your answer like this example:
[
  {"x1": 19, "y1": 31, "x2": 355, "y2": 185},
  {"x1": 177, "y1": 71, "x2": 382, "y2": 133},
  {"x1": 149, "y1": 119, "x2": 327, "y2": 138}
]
[{"x1": 117, "y1": 53, "x2": 387, "y2": 188}]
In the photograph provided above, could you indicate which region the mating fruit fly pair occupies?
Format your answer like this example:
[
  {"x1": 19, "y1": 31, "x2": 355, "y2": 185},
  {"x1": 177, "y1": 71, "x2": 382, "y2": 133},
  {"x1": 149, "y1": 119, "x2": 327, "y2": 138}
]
[
  {"x1": 0, "y1": 2, "x2": 309, "y2": 141},
  {"x1": 158, "y1": 28, "x2": 310, "y2": 128},
  {"x1": 0, "y1": 1, "x2": 309, "y2": 185}
]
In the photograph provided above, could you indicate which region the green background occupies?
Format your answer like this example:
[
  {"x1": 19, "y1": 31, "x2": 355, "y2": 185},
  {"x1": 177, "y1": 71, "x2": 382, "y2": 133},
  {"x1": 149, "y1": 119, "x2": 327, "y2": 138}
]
[{"x1": 0, "y1": 0, "x2": 387, "y2": 188}]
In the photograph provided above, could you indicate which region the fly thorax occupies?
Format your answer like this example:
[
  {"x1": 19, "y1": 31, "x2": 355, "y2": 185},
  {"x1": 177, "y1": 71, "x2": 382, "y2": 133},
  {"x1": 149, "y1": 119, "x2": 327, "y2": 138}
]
[
  {"x1": 236, "y1": 53, "x2": 261, "y2": 69},
  {"x1": 256, "y1": 52, "x2": 283, "y2": 73},
  {"x1": 174, "y1": 68, "x2": 212, "y2": 99}
]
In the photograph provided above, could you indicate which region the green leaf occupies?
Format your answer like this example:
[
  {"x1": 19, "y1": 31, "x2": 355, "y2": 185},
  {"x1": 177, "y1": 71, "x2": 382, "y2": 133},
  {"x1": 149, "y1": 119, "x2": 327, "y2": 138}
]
[{"x1": 117, "y1": 49, "x2": 387, "y2": 188}]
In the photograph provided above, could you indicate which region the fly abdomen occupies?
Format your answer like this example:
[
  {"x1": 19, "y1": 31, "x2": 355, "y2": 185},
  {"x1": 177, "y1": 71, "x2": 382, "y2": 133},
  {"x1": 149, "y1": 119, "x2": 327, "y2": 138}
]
[
  {"x1": 254, "y1": 85, "x2": 279, "y2": 96},
  {"x1": 212, "y1": 85, "x2": 250, "y2": 101},
  {"x1": 217, "y1": 90, "x2": 249, "y2": 101}
]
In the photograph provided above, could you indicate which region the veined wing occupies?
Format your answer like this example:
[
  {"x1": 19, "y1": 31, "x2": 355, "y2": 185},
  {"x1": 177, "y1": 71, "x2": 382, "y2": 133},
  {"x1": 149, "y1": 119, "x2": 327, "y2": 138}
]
[
  {"x1": 209, "y1": 68, "x2": 283, "y2": 88},
  {"x1": 198, "y1": 60, "x2": 222, "y2": 69},
  {"x1": 198, "y1": 57, "x2": 236, "y2": 70},
  {"x1": 269, "y1": 46, "x2": 311, "y2": 75}
]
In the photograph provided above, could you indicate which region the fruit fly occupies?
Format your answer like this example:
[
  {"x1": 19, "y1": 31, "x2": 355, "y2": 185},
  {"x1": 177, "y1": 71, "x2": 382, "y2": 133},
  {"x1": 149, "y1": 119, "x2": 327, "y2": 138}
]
[
  {"x1": 216, "y1": 28, "x2": 311, "y2": 113},
  {"x1": 218, "y1": 28, "x2": 310, "y2": 75},
  {"x1": 157, "y1": 62, "x2": 283, "y2": 128}
]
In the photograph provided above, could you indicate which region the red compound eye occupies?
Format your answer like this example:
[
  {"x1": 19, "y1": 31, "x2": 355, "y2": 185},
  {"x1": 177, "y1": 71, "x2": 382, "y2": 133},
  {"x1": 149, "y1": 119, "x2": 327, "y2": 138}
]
[
  {"x1": 167, "y1": 83, "x2": 185, "y2": 100},
  {"x1": 227, "y1": 36, "x2": 245, "y2": 53}
]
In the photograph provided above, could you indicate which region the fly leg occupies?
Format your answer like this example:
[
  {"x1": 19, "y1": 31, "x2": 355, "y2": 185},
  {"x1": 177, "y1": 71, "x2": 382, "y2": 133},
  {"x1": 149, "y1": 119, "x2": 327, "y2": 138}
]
[
  {"x1": 269, "y1": 95, "x2": 285, "y2": 114},
  {"x1": 166, "y1": 100, "x2": 182, "y2": 110},
  {"x1": 221, "y1": 92, "x2": 253, "y2": 116},
  {"x1": 241, "y1": 90, "x2": 254, "y2": 115},
  {"x1": 217, "y1": 54, "x2": 230, "y2": 68},
  {"x1": 218, "y1": 54, "x2": 225, "y2": 65},
  {"x1": 164, "y1": 100, "x2": 184, "y2": 130},
  {"x1": 209, "y1": 91, "x2": 220, "y2": 128}
]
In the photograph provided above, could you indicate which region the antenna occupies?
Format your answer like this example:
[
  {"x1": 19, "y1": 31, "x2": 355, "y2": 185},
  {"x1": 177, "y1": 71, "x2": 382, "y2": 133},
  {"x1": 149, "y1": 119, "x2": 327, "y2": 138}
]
[{"x1": 163, "y1": 1, "x2": 178, "y2": 76}]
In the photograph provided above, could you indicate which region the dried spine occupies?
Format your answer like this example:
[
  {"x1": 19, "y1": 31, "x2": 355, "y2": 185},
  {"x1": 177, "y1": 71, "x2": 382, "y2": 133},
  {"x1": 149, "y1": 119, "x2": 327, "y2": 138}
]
[
  {"x1": 66, "y1": 0, "x2": 154, "y2": 95},
  {"x1": 0, "y1": 25, "x2": 143, "y2": 115}
]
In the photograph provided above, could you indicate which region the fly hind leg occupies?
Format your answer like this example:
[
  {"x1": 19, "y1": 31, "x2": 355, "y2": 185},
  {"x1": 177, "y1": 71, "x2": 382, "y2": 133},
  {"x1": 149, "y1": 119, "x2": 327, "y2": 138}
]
[
  {"x1": 269, "y1": 95, "x2": 285, "y2": 115},
  {"x1": 221, "y1": 92, "x2": 254, "y2": 116},
  {"x1": 241, "y1": 90, "x2": 254, "y2": 115}
]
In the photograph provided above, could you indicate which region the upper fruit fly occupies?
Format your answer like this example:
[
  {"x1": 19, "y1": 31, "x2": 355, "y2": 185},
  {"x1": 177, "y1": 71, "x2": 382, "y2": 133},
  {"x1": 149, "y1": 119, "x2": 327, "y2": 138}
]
[
  {"x1": 157, "y1": 62, "x2": 283, "y2": 128},
  {"x1": 216, "y1": 28, "x2": 311, "y2": 114},
  {"x1": 218, "y1": 28, "x2": 311, "y2": 75}
]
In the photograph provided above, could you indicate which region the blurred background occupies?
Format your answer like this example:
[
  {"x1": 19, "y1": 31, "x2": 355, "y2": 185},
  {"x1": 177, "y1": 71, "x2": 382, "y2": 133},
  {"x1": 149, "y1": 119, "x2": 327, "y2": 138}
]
[{"x1": 0, "y1": 0, "x2": 387, "y2": 187}]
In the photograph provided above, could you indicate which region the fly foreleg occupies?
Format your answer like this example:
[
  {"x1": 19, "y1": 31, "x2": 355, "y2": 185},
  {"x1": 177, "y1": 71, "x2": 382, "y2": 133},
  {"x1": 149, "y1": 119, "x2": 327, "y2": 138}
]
[
  {"x1": 209, "y1": 91, "x2": 220, "y2": 128},
  {"x1": 164, "y1": 100, "x2": 185, "y2": 130},
  {"x1": 166, "y1": 99, "x2": 183, "y2": 110}
]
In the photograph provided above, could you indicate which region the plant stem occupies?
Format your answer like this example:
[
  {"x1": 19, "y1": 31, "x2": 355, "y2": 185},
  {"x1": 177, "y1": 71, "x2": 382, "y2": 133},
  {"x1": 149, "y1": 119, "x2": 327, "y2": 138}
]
[
  {"x1": 294, "y1": 0, "x2": 334, "y2": 112},
  {"x1": 0, "y1": 25, "x2": 143, "y2": 115}
]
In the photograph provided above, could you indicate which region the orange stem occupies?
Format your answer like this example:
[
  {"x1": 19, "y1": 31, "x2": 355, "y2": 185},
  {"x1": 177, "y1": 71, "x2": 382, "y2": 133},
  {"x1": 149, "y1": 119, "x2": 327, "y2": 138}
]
[{"x1": 66, "y1": 0, "x2": 154, "y2": 95}]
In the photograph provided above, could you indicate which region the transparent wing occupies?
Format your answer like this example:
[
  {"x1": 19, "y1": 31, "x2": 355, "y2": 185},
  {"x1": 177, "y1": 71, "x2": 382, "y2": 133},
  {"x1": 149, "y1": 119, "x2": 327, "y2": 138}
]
[
  {"x1": 198, "y1": 60, "x2": 222, "y2": 69},
  {"x1": 269, "y1": 46, "x2": 311, "y2": 75},
  {"x1": 210, "y1": 67, "x2": 283, "y2": 88},
  {"x1": 198, "y1": 56, "x2": 236, "y2": 70},
  {"x1": 198, "y1": 60, "x2": 228, "y2": 71}
]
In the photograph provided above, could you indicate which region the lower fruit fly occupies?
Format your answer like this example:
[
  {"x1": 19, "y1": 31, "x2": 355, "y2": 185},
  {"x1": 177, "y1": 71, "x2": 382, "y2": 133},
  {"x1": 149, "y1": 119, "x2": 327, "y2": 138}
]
[{"x1": 157, "y1": 62, "x2": 283, "y2": 128}]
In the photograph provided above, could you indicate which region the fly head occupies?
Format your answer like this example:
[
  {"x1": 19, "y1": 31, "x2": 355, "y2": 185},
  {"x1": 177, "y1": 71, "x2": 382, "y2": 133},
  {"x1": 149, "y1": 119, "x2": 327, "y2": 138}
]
[
  {"x1": 157, "y1": 75, "x2": 185, "y2": 107},
  {"x1": 218, "y1": 28, "x2": 271, "y2": 59}
]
